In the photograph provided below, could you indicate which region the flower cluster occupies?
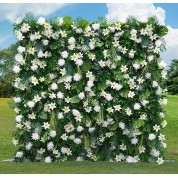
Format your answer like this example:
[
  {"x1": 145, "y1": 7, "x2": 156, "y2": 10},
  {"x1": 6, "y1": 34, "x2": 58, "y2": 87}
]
[{"x1": 13, "y1": 16, "x2": 168, "y2": 164}]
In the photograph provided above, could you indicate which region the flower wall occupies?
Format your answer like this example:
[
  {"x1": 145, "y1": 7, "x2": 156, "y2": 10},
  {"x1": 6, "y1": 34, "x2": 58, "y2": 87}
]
[{"x1": 12, "y1": 15, "x2": 168, "y2": 164}]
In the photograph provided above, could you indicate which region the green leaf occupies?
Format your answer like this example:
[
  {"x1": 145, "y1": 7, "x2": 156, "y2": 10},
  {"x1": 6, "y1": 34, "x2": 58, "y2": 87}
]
[
  {"x1": 71, "y1": 95, "x2": 80, "y2": 103},
  {"x1": 98, "y1": 82, "x2": 108, "y2": 91},
  {"x1": 108, "y1": 123, "x2": 118, "y2": 131},
  {"x1": 133, "y1": 120, "x2": 145, "y2": 128}
]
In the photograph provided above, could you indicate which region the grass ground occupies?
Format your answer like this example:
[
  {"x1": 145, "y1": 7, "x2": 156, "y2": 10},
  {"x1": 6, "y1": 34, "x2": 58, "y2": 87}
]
[{"x1": 0, "y1": 95, "x2": 178, "y2": 174}]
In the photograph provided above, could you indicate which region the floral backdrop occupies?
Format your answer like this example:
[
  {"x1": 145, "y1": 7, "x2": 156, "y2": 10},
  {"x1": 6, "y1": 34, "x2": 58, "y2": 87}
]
[{"x1": 12, "y1": 15, "x2": 168, "y2": 164}]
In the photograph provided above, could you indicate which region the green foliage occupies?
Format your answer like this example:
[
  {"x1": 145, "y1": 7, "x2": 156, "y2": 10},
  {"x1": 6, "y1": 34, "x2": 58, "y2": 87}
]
[{"x1": 164, "y1": 59, "x2": 178, "y2": 94}]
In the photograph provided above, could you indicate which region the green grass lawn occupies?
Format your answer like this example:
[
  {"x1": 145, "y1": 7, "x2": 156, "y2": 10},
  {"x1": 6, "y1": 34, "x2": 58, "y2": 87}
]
[{"x1": 0, "y1": 95, "x2": 178, "y2": 174}]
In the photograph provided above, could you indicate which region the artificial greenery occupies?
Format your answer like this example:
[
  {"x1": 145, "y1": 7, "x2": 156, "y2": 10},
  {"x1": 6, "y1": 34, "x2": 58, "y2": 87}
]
[{"x1": 12, "y1": 14, "x2": 168, "y2": 164}]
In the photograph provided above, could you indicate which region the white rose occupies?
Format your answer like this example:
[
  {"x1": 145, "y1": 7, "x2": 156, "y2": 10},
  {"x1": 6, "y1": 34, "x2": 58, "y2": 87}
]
[
  {"x1": 13, "y1": 65, "x2": 21, "y2": 73},
  {"x1": 31, "y1": 65, "x2": 38, "y2": 71},
  {"x1": 152, "y1": 81, "x2": 159, "y2": 88},
  {"x1": 133, "y1": 63, "x2": 140, "y2": 70},
  {"x1": 44, "y1": 156, "x2": 52, "y2": 163},
  {"x1": 43, "y1": 40, "x2": 49, "y2": 46},
  {"x1": 69, "y1": 135, "x2": 75, "y2": 140},
  {"x1": 16, "y1": 115, "x2": 23, "y2": 122},
  {"x1": 134, "y1": 103, "x2": 141, "y2": 110},
  {"x1": 26, "y1": 142, "x2": 32, "y2": 150},
  {"x1": 57, "y1": 92, "x2": 64, "y2": 99},
  {"x1": 17, "y1": 46, "x2": 25, "y2": 53},
  {"x1": 78, "y1": 92, "x2": 85, "y2": 100},
  {"x1": 14, "y1": 97, "x2": 21, "y2": 103},
  {"x1": 50, "y1": 130, "x2": 56, "y2": 138},
  {"x1": 158, "y1": 60, "x2": 167, "y2": 69},
  {"x1": 72, "y1": 109, "x2": 80, "y2": 116},
  {"x1": 58, "y1": 59, "x2": 65, "y2": 67},
  {"x1": 74, "y1": 138, "x2": 82, "y2": 144},
  {"x1": 16, "y1": 151, "x2": 23, "y2": 158},
  {"x1": 92, "y1": 23, "x2": 100, "y2": 31},
  {"x1": 94, "y1": 105, "x2": 100, "y2": 112},
  {"x1": 27, "y1": 101, "x2": 35, "y2": 108},
  {"x1": 73, "y1": 73, "x2": 81, "y2": 81},
  {"x1": 47, "y1": 142, "x2": 54, "y2": 150},
  {"x1": 88, "y1": 127, "x2": 95, "y2": 133},
  {"x1": 77, "y1": 126, "x2": 84, "y2": 132},
  {"x1": 61, "y1": 51, "x2": 69, "y2": 58},
  {"x1": 148, "y1": 133, "x2": 156, "y2": 140},
  {"x1": 37, "y1": 17, "x2": 46, "y2": 25},
  {"x1": 51, "y1": 83, "x2": 58, "y2": 90},
  {"x1": 68, "y1": 37, "x2": 76, "y2": 45}
]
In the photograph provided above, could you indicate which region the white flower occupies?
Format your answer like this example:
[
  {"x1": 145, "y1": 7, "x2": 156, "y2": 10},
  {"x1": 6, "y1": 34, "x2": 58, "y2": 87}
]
[
  {"x1": 73, "y1": 73, "x2": 81, "y2": 81},
  {"x1": 105, "y1": 93, "x2": 113, "y2": 101},
  {"x1": 156, "y1": 157, "x2": 164, "y2": 165},
  {"x1": 148, "y1": 133, "x2": 156, "y2": 140},
  {"x1": 159, "y1": 98, "x2": 167, "y2": 105},
  {"x1": 131, "y1": 137, "x2": 138, "y2": 145},
  {"x1": 57, "y1": 17, "x2": 63, "y2": 26},
  {"x1": 161, "y1": 120, "x2": 167, "y2": 128},
  {"x1": 51, "y1": 83, "x2": 58, "y2": 90},
  {"x1": 45, "y1": 156, "x2": 52, "y2": 163},
  {"x1": 153, "y1": 124, "x2": 160, "y2": 132},
  {"x1": 152, "y1": 81, "x2": 159, "y2": 88},
  {"x1": 58, "y1": 112, "x2": 64, "y2": 119},
  {"x1": 126, "y1": 156, "x2": 134, "y2": 163},
  {"x1": 133, "y1": 63, "x2": 140, "y2": 70},
  {"x1": 50, "y1": 130, "x2": 56, "y2": 138},
  {"x1": 26, "y1": 142, "x2": 32, "y2": 150},
  {"x1": 16, "y1": 115, "x2": 23, "y2": 122},
  {"x1": 32, "y1": 133, "x2": 40, "y2": 140},
  {"x1": 155, "y1": 40, "x2": 162, "y2": 47},
  {"x1": 75, "y1": 59, "x2": 83, "y2": 66},
  {"x1": 151, "y1": 148, "x2": 160, "y2": 157},
  {"x1": 17, "y1": 46, "x2": 25, "y2": 53},
  {"x1": 43, "y1": 39, "x2": 49, "y2": 46},
  {"x1": 57, "y1": 92, "x2": 64, "y2": 99},
  {"x1": 61, "y1": 147, "x2": 68, "y2": 154},
  {"x1": 38, "y1": 50, "x2": 44, "y2": 58},
  {"x1": 158, "y1": 60, "x2": 167, "y2": 69},
  {"x1": 21, "y1": 23, "x2": 30, "y2": 33},
  {"x1": 74, "y1": 138, "x2": 82, "y2": 144},
  {"x1": 133, "y1": 103, "x2": 141, "y2": 110},
  {"x1": 78, "y1": 92, "x2": 85, "y2": 100},
  {"x1": 47, "y1": 142, "x2": 54, "y2": 150},
  {"x1": 58, "y1": 59, "x2": 65, "y2": 67},
  {"x1": 30, "y1": 34, "x2": 35, "y2": 41},
  {"x1": 16, "y1": 151, "x2": 23, "y2": 158},
  {"x1": 89, "y1": 127, "x2": 95, "y2": 133},
  {"x1": 145, "y1": 72, "x2": 151, "y2": 79},
  {"x1": 61, "y1": 133, "x2": 68, "y2": 141},
  {"x1": 76, "y1": 156, "x2": 84, "y2": 161},
  {"x1": 139, "y1": 146, "x2": 146, "y2": 154},
  {"x1": 31, "y1": 64, "x2": 38, "y2": 71},
  {"x1": 42, "y1": 122, "x2": 50, "y2": 129},
  {"x1": 94, "y1": 105, "x2": 100, "y2": 112},
  {"x1": 142, "y1": 100, "x2": 149, "y2": 106},
  {"x1": 158, "y1": 134, "x2": 165, "y2": 141},
  {"x1": 31, "y1": 76, "x2": 38, "y2": 86},
  {"x1": 14, "y1": 97, "x2": 21, "y2": 103},
  {"x1": 121, "y1": 65, "x2": 128, "y2": 73},
  {"x1": 12, "y1": 138, "x2": 19, "y2": 146},
  {"x1": 77, "y1": 126, "x2": 84, "y2": 132},
  {"x1": 48, "y1": 102, "x2": 56, "y2": 110},
  {"x1": 68, "y1": 37, "x2": 76, "y2": 45},
  {"x1": 147, "y1": 55, "x2": 154, "y2": 62},
  {"x1": 119, "y1": 122, "x2": 125, "y2": 130},
  {"x1": 128, "y1": 91, "x2": 135, "y2": 98},
  {"x1": 37, "y1": 17, "x2": 46, "y2": 25},
  {"x1": 27, "y1": 101, "x2": 35, "y2": 108},
  {"x1": 115, "y1": 154, "x2": 125, "y2": 162},
  {"x1": 15, "y1": 17, "x2": 22, "y2": 24},
  {"x1": 61, "y1": 51, "x2": 69, "y2": 58},
  {"x1": 13, "y1": 65, "x2": 21, "y2": 73},
  {"x1": 92, "y1": 23, "x2": 100, "y2": 30},
  {"x1": 87, "y1": 80, "x2": 94, "y2": 88},
  {"x1": 72, "y1": 109, "x2": 80, "y2": 116}
]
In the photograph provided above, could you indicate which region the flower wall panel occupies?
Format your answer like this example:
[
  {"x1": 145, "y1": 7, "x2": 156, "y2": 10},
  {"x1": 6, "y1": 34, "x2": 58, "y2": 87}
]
[{"x1": 12, "y1": 16, "x2": 168, "y2": 164}]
